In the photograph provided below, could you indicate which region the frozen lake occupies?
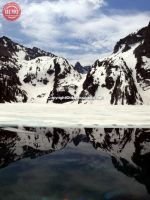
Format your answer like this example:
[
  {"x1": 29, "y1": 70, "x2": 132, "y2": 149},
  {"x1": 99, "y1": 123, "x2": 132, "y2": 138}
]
[
  {"x1": 0, "y1": 104, "x2": 150, "y2": 199},
  {"x1": 0, "y1": 104, "x2": 150, "y2": 127}
]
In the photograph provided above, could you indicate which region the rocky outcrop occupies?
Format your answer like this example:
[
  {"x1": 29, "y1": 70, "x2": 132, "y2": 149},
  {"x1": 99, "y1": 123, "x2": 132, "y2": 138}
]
[
  {"x1": 79, "y1": 58, "x2": 143, "y2": 104},
  {"x1": 74, "y1": 62, "x2": 91, "y2": 74}
]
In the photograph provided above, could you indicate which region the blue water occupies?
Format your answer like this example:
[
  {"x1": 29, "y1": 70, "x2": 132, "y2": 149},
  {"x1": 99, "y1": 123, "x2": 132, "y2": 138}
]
[{"x1": 0, "y1": 142, "x2": 149, "y2": 200}]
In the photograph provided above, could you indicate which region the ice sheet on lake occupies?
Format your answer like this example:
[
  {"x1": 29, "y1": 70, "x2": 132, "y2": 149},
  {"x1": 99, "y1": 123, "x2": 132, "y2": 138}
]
[{"x1": 0, "y1": 104, "x2": 150, "y2": 128}]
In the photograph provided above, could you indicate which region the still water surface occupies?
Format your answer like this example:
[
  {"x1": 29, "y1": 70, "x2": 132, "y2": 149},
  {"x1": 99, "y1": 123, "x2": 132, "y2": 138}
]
[{"x1": 0, "y1": 127, "x2": 149, "y2": 200}]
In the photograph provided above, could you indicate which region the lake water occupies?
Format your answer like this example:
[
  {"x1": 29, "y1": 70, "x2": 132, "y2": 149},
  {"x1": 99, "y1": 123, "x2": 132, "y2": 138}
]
[{"x1": 0, "y1": 127, "x2": 150, "y2": 200}]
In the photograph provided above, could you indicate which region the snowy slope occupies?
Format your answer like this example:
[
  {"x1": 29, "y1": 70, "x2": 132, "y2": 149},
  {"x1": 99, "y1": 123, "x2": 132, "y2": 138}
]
[
  {"x1": 79, "y1": 23, "x2": 150, "y2": 105},
  {"x1": 0, "y1": 36, "x2": 83, "y2": 103},
  {"x1": 79, "y1": 55, "x2": 143, "y2": 105}
]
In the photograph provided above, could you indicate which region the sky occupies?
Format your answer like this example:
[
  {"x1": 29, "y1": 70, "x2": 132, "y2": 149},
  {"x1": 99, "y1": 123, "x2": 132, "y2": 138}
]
[{"x1": 0, "y1": 0, "x2": 150, "y2": 65}]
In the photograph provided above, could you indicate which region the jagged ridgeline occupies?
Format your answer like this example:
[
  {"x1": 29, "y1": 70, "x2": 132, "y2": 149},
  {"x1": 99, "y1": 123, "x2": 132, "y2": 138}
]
[{"x1": 0, "y1": 23, "x2": 150, "y2": 104}]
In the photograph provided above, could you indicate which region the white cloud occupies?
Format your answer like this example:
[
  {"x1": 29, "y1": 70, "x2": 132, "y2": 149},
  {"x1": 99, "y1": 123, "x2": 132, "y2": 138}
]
[
  {"x1": 0, "y1": 0, "x2": 150, "y2": 65},
  {"x1": 19, "y1": 0, "x2": 105, "y2": 40},
  {"x1": 68, "y1": 12, "x2": 150, "y2": 48},
  {"x1": 69, "y1": 52, "x2": 110, "y2": 66}
]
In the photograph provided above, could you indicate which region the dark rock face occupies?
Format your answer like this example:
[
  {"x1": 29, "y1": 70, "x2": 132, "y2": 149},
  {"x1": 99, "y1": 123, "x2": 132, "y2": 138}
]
[
  {"x1": 0, "y1": 37, "x2": 17, "y2": 62},
  {"x1": 79, "y1": 69, "x2": 99, "y2": 101},
  {"x1": 114, "y1": 24, "x2": 150, "y2": 55},
  {"x1": 74, "y1": 62, "x2": 91, "y2": 74},
  {"x1": 0, "y1": 36, "x2": 55, "y2": 61},
  {"x1": 134, "y1": 24, "x2": 150, "y2": 89},
  {"x1": 113, "y1": 33, "x2": 142, "y2": 54},
  {"x1": 0, "y1": 65, "x2": 27, "y2": 103},
  {"x1": 24, "y1": 47, "x2": 55, "y2": 61},
  {"x1": 48, "y1": 58, "x2": 82, "y2": 103},
  {"x1": 0, "y1": 37, "x2": 29, "y2": 102},
  {"x1": 113, "y1": 23, "x2": 150, "y2": 93},
  {"x1": 110, "y1": 60, "x2": 143, "y2": 105},
  {"x1": 79, "y1": 58, "x2": 143, "y2": 104}
]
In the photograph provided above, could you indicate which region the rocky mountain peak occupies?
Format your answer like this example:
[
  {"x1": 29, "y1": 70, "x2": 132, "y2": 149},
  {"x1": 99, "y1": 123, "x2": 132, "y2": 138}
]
[
  {"x1": 114, "y1": 22, "x2": 150, "y2": 54},
  {"x1": 0, "y1": 36, "x2": 12, "y2": 42},
  {"x1": 74, "y1": 61, "x2": 91, "y2": 74},
  {"x1": 0, "y1": 36, "x2": 56, "y2": 62}
]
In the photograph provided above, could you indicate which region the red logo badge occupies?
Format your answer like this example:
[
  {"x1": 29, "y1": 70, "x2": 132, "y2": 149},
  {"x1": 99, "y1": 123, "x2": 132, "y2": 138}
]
[{"x1": 2, "y1": 2, "x2": 21, "y2": 21}]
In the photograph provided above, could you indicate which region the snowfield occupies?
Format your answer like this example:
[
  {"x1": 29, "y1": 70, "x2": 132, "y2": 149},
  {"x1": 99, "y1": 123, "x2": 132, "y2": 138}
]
[{"x1": 0, "y1": 104, "x2": 150, "y2": 128}]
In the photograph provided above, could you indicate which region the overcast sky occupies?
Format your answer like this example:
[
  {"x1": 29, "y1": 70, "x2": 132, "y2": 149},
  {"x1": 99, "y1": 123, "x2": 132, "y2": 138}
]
[{"x1": 0, "y1": 0, "x2": 150, "y2": 65}]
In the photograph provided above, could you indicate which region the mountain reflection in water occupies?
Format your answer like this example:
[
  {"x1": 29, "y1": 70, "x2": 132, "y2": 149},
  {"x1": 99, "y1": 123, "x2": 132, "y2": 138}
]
[{"x1": 0, "y1": 127, "x2": 150, "y2": 200}]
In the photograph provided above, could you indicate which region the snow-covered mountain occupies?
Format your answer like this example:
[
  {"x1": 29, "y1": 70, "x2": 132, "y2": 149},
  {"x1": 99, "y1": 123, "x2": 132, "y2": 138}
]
[
  {"x1": 79, "y1": 23, "x2": 150, "y2": 104},
  {"x1": 0, "y1": 22, "x2": 150, "y2": 104},
  {"x1": 0, "y1": 36, "x2": 82, "y2": 103}
]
